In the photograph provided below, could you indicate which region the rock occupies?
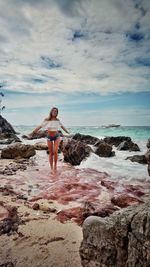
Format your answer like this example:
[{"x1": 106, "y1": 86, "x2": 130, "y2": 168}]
[
  {"x1": 95, "y1": 141, "x2": 114, "y2": 157},
  {"x1": 22, "y1": 130, "x2": 47, "y2": 140},
  {"x1": 0, "y1": 115, "x2": 16, "y2": 134},
  {"x1": 80, "y1": 199, "x2": 150, "y2": 267},
  {"x1": 1, "y1": 143, "x2": 36, "y2": 159},
  {"x1": 103, "y1": 136, "x2": 131, "y2": 147},
  {"x1": 117, "y1": 140, "x2": 140, "y2": 151},
  {"x1": 33, "y1": 141, "x2": 48, "y2": 150},
  {"x1": 0, "y1": 263, "x2": 15, "y2": 267},
  {"x1": 147, "y1": 138, "x2": 150, "y2": 149},
  {"x1": 32, "y1": 203, "x2": 40, "y2": 210},
  {"x1": 72, "y1": 133, "x2": 100, "y2": 145},
  {"x1": 0, "y1": 132, "x2": 21, "y2": 144},
  {"x1": 126, "y1": 155, "x2": 147, "y2": 164},
  {"x1": 0, "y1": 206, "x2": 21, "y2": 235},
  {"x1": 148, "y1": 165, "x2": 150, "y2": 176},
  {"x1": 145, "y1": 149, "x2": 150, "y2": 164},
  {"x1": 111, "y1": 194, "x2": 143, "y2": 208},
  {"x1": 60, "y1": 138, "x2": 92, "y2": 165}
]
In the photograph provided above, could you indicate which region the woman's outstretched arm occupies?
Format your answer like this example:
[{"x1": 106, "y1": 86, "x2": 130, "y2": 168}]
[{"x1": 61, "y1": 124, "x2": 70, "y2": 134}]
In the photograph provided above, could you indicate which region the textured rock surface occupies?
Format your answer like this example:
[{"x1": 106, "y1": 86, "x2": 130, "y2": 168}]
[
  {"x1": 60, "y1": 138, "x2": 92, "y2": 165},
  {"x1": 72, "y1": 133, "x2": 100, "y2": 145},
  {"x1": 1, "y1": 143, "x2": 36, "y2": 159},
  {"x1": 95, "y1": 142, "x2": 114, "y2": 157},
  {"x1": 80, "y1": 200, "x2": 150, "y2": 267},
  {"x1": 117, "y1": 140, "x2": 140, "y2": 151},
  {"x1": 0, "y1": 115, "x2": 16, "y2": 134},
  {"x1": 126, "y1": 155, "x2": 147, "y2": 164},
  {"x1": 103, "y1": 136, "x2": 131, "y2": 147}
]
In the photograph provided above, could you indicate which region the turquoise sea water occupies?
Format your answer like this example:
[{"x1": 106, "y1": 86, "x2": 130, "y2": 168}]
[{"x1": 15, "y1": 125, "x2": 150, "y2": 143}]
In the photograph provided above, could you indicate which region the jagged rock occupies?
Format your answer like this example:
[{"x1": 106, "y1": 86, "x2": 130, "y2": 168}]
[
  {"x1": 1, "y1": 143, "x2": 36, "y2": 159},
  {"x1": 95, "y1": 141, "x2": 114, "y2": 157},
  {"x1": 147, "y1": 138, "x2": 150, "y2": 149},
  {"x1": 117, "y1": 140, "x2": 140, "y2": 151},
  {"x1": 72, "y1": 133, "x2": 100, "y2": 145},
  {"x1": 103, "y1": 136, "x2": 131, "y2": 147},
  {"x1": 126, "y1": 155, "x2": 147, "y2": 164},
  {"x1": 60, "y1": 138, "x2": 92, "y2": 165},
  {"x1": 80, "y1": 199, "x2": 150, "y2": 267},
  {"x1": 0, "y1": 132, "x2": 21, "y2": 144}
]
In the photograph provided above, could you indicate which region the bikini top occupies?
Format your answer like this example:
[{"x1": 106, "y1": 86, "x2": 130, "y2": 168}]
[{"x1": 41, "y1": 119, "x2": 62, "y2": 131}]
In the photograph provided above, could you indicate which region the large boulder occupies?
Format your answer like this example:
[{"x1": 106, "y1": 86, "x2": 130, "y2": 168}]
[
  {"x1": 117, "y1": 140, "x2": 140, "y2": 151},
  {"x1": 95, "y1": 141, "x2": 114, "y2": 157},
  {"x1": 60, "y1": 138, "x2": 92, "y2": 165},
  {"x1": 0, "y1": 115, "x2": 16, "y2": 134},
  {"x1": 33, "y1": 141, "x2": 48, "y2": 150},
  {"x1": 1, "y1": 143, "x2": 36, "y2": 159},
  {"x1": 72, "y1": 133, "x2": 100, "y2": 145},
  {"x1": 0, "y1": 132, "x2": 21, "y2": 145},
  {"x1": 80, "y1": 199, "x2": 150, "y2": 267},
  {"x1": 103, "y1": 136, "x2": 131, "y2": 147}
]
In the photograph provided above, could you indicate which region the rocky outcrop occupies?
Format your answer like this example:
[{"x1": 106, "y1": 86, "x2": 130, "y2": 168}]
[
  {"x1": 95, "y1": 142, "x2": 114, "y2": 157},
  {"x1": 33, "y1": 141, "x2": 48, "y2": 150},
  {"x1": 103, "y1": 136, "x2": 131, "y2": 147},
  {"x1": 1, "y1": 143, "x2": 36, "y2": 159},
  {"x1": 0, "y1": 115, "x2": 16, "y2": 134},
  {"x1": 60, "y1": 138, "x2": 92, "y2": 165},
  {"x1": 117, "y1": 140, "x2": 140, "y2": 151},
  {"x1": 147, "y1": 139, "x2": 150, "y2": 149},
  {"x1": 80, "y1": 199, "x2": 150, "y2": 267},
  {"x1": 126, "y1": 155, "x2": 147, "y2": 164},
  {"x1": 72, "y1": 133, "x2": 100, "y2": 145}
]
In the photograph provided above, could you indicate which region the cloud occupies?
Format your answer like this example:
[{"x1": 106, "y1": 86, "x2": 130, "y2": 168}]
[{"x1": 0, "y1": 0, "x2": 150, "y2": 95}]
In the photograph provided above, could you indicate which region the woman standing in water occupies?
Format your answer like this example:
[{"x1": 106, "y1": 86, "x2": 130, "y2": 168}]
[{"x1": 29, "y1": 107, "x2": 69, "y2": 173}]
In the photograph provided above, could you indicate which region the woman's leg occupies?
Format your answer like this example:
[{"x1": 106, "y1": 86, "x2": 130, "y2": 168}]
[
  {"x1": 53, "y1": 138, "x2": 61, "y2": 171},
  {"x1": 47, "y1": 140, "x2": 54, "y2": 171}
]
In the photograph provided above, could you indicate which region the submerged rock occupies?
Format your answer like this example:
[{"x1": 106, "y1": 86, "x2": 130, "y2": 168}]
[
  {"x1": 103, "y1": 136, "x2": 131, "y2": 147},
  {"x1": 1, "y1": 143, "x2": 36, "y2": 159},
  {"x1": 80, "y1": 199, "x2": 150, "y2": 267}
]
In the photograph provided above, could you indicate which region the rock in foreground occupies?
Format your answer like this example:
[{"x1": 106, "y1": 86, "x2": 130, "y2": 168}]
[
  {"x1": 80, "y1": 199, "x2": 150, "y2": 267},
  {"x1": 1, "y1": 143, "x2": 36, "y2": 159}
]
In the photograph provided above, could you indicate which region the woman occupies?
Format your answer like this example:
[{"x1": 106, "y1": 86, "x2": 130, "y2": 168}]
[{"x1": 29, "y1": 107, "x2": 69, "y2": 172}]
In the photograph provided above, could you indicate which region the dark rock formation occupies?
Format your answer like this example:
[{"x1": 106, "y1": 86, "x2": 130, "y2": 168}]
[
  {"x1": 1, "y1": 143, "x2": 36, "y2": 159},
  {"x1": 126, "y1": 155, "x2": 147, "y2": 164},
  {"x1": 60, "y1": 138, "x2": 92, "y2": 165},
  {"x1": 33, "y1": 141, "x2": 48, "y2": 150},
  {"x1": 147, "y1": 138, "x2": 150, "y2": 149},
  {"x1": 103, "y1": 136, "x2": 131, "y2": 147},
  {"x1": 80, "y1": 199, "x2": 150, "y2": 267},
  {"x1": 95, "y1": 141, "x2": 114, "y2": 157},
  {"x1": 72, "y1": 133, "x2": 100, "y2": 145},
  {"x1": 0, "y1": 115, "x2": 16, "y2": 134},
  {"x1": 117, "y1": 140, "x2": 140, "y2": 151}
]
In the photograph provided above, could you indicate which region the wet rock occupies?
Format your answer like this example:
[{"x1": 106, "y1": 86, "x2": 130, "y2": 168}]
[
  {"x1": 0, "y1": 132, "x2": 21, "y2": 145},
  {"x1": 1, "y1": 143, "x2": 36, "y2": 159},
  {"x1": 103, "y1": 136, "x2": 131, "y2": 147},
  {"x1": 80, "y1": 199, "x2": 150, "y2": 267},
  {"x1": 111, "y1": 194, "x2": 143, "y2": 208},
  {"x1": 72, "y1": 133, "x2": 100, "y2": 145},
  {"x1": 126, "y1": 155, "x2": 147, "y2": 164},
  {"x1": 145, "y1": 149, "x2": 150, "y2": 163},
  {"x1": 117, "y1": 140, "x2": 140, "y2": 151},
  {"x1": 147, "y1": 138, "x2": 150, "y2": 149},
  {"x1": 61, "y1": 138, "x2": 92, "y2": 165},
  {"x1": 95, "y1": 141, "x2": 114, "y2": 157}
]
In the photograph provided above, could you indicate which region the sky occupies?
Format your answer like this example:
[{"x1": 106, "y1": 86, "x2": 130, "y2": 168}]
[{"x1": 0, "y1": 0, "x2": 150, "y2": 126}]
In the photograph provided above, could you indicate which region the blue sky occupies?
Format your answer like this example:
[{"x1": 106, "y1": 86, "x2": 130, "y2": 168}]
[{"x1": 0, "y1": 0, "x2": 150, "y2": 126}]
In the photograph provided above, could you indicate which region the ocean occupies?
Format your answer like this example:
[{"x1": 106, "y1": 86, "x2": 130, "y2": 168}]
[{"x1": 14, "y1": 125, "x2": 150, "y2": 182}]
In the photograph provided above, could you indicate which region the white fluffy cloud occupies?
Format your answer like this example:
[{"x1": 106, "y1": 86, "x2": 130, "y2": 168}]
[{"x1": 0, "y1": 0, "x2": 150, "y2": 94}]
